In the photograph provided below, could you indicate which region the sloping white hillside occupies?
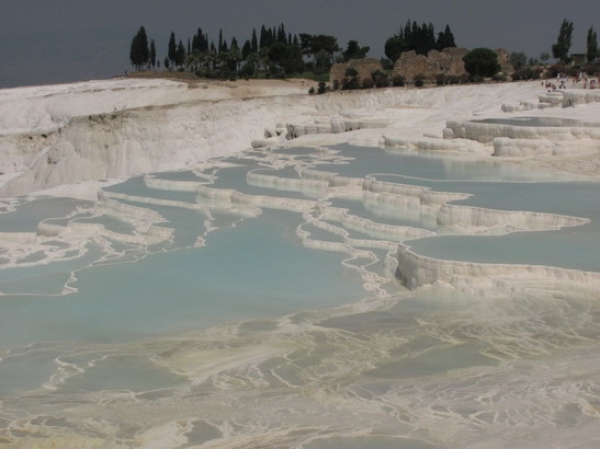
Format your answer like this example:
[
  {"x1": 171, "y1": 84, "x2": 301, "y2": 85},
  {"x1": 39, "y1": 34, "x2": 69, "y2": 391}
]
[{"x1": 1, "y1": 77, "x2": 599, "y2": 199}]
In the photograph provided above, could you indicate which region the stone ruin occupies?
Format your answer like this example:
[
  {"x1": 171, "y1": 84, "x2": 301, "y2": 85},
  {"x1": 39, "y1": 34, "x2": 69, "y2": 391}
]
[
  {"x1": 393, "y1": 47, "x2": 469, "y2": 82},
  {"x1": 393, "y1": 47, "x2": 514, "y2": 82},
  {"x1": 494, "y1": 48, "x2": 513, "y2": 75},
  {"x1": 329, "y1": 58, "x2": 384, "y2": 86},
  {"x1": 328, "y1": 48, "x2": 514, "y2": 87}
]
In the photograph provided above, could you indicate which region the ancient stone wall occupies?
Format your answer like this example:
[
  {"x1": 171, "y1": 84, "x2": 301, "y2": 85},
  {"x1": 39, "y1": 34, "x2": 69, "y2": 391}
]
[
  {"x1": 329, "y1": 58, "x2": 384, "y2": 86},
  {"x1": 393, "y1": 47, "x2": 469, "y2": 82},
  {"x1": 392, "y1": 47, "x2": 513, "y2": 82},
  {"x1": 494, "y1": 48, "x2": 513, "y2": 75}
]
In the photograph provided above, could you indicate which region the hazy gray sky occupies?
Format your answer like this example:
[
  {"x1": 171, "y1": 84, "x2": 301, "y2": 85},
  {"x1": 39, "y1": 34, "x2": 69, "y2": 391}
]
[{"x1": 1, "y1": 0, "x2": 599, "y2": 88}]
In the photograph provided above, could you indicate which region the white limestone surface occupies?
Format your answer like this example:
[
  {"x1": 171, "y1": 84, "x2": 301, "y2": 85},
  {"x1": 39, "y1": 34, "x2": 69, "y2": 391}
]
[
  {"x1": 3, "y1": 78, "x2": 600, "y2": 297},
  {"x1": 3, "y1": 79, "x2": 583, "y2": 199},
  {"x1": 3, "y1": 78, "x2": 600, "y2": 448}
]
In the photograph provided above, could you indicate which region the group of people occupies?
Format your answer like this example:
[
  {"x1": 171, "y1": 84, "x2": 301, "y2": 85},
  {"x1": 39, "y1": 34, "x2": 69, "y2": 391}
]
[
  {"x1": 543, "y1": 71, "x2": 597, "y2": 91},
  {"x1": 571, "y1": 71, "x2": 597, "y2": 89}
]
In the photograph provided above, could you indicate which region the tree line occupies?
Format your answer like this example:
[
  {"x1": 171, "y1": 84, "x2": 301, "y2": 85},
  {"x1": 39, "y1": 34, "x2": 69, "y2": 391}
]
[
  {"x1": 130, "y1": 24, "x2": 352, "y2": 80},
  {"x1": 129, "y1": 21, "x2": 458, "y2": 80},
  {"x1": 384, "y1": 21, "x2": 456, "y2": 61},
  {"x1": 129, "y1": 19, "x2": 599, "y2": 83},
  {"x1": 551, "y1": 19, "x2": 598, "y2": 64}
]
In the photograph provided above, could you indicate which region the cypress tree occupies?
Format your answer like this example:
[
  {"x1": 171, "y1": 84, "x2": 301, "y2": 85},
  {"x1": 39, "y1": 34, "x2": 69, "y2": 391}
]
[
  {"x1": 129, "y1": 26, "x2": 149, "y2": 70},
  {"x1": 277, "y1": 23, "x2": 287, "y2": 44},
  {"x1": 176, "y1": 40, "x2": 185, "y2": 66},
  {"x1": 436, "y1": 24, "x2": 456, "y2": 50},
  {"x1": 251, "y1": 29, "x2": 258, "y2": 53},
  {"x1": 259, "y1": 25, "x2": 268, "y2": 49},
  {"x1": 168, "y1": 32, "x2": 177, "y2": 66},
  {"x1": 218, "y1": 29, "x2": 224, "y2": 53},
  {"x1": 242, "y1": 40, "x2": 252, "y2": 60},
  {"x1": 192, "y1": 31, "x2": 199, "y2": 52},
  {"x1": 192, "y1": 28, "x2": 208, "y2": 52},
  {"x1": 552, "y1": 19, "x2": 574, "y2": 63},
  {"x1": 150, "y1": 39, "x2": 157, "y2": 68},
  {"x1": 587, "y1": 27, "x2": 598, "y2": 63}
]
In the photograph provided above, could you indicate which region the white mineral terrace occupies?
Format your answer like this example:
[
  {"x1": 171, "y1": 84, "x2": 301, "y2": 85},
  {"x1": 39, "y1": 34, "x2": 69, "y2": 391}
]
[{"x1": 2, "y1": 78, "x2": 600, "y2": 298}]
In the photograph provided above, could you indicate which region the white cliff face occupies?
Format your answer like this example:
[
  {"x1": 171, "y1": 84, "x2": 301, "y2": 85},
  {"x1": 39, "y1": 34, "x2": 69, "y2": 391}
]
[
  {"x1": 0, "y1": 93, "x2": 309, "y2": 197},
  {"x1": 1, "y1": 79, "x2": 565, "y2": 199},
  {"x1": 396, "y1": 242, "x2": 600, "y2": 297}
]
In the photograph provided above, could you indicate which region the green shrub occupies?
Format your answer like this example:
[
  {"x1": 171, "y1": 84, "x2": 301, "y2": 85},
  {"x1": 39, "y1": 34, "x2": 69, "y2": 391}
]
[
  {"x1": 342, "y1": 76, "x2": 360, "y2": 90},
  {"x1": 239, "y1": 62, "x2": 256, "y2": 80},
  {"x1": 392, "y1": 75, "x2": 406, "y2": 87},
  {"x1": 463, "y1": 48, "x2": 501, "y2": 78},
  {"x1": 362, "y1": 78, "x2": 375, "y2": 89},
  {"x1": 345, "y1": 67, "x2": 358, "y2": 78},
  {"x1": 414, "y1": 73, "x2": 426, "y2": 87},
  {"x1": 371, "y1": 70, "x2": 389, "y2": 88}
]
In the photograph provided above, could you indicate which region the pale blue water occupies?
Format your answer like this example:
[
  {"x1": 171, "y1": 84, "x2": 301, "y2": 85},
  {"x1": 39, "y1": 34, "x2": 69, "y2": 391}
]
[
  {"x1": 0, "y1": 210, "x2": 364, "y2": 349},
  {"x1": 473, "y1": 117, "x2": 600, "y2": 127},
  {"x1": 1, "y1": 144, "x2": 600, "y2": 448},
  {"x1": 320, "y1": 143, "x2": 540, "y2": 181},
  {"x1": 0, "y1": 197, "x2": 88, "y2": 231}
]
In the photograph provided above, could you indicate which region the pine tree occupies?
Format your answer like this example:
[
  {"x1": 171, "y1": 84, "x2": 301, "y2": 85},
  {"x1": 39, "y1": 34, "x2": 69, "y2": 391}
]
[
  {"x1": 385, "y1": 35, "x2": 405, "y2": 62},
  {"x1": 342, "y1": 40, "x2": 369, "y2": 61}
]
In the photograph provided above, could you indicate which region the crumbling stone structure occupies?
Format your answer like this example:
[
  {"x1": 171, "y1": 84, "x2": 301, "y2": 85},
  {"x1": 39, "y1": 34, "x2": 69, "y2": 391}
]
[
  {"x1": 329, "y1": 58, "x2": 384, "y2": 86},
  {"x1": 329, "y1": 48, "x2": 514, "y2": 86},
  {"x1": 494, "y1": 48, "x2": 513, "y2": 75},
  {"x1": 392, "y1": 47, "x2": 513, "y2": 82},
  {"x1": 393, "y1": 47, "x2": 469, "y2": 82}
]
